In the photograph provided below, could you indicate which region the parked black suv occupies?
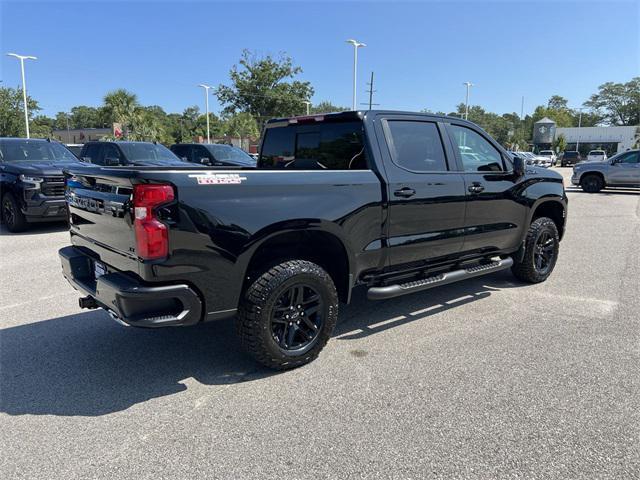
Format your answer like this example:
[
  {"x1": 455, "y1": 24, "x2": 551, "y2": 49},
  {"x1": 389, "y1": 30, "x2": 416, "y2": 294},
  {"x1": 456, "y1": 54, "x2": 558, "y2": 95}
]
[
  {"x1": 170, "y1": 143, "x2": 256, "y2": 167},
  {"x1": 561, "y1": 151, "x2": 582, "y2": 167},
  {"x1": 79, "y1": 141, "x2": 188, "y2": 167},
  {"x1": 0, "y1": 138, "x2": 83, "y2": 232}
]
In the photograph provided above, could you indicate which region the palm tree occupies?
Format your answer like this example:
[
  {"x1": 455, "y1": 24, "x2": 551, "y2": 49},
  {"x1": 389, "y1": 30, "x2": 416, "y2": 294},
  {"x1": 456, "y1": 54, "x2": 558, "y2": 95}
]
[{"x1": 103, "y1": 89, "x2": 139, "y2": 138}]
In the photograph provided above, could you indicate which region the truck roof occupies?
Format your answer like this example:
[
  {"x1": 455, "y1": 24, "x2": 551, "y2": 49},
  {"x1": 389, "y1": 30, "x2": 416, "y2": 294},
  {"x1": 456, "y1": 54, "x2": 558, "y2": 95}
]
[{"x1": 265, "y1": 110, "x2": 474, "y2": 126}]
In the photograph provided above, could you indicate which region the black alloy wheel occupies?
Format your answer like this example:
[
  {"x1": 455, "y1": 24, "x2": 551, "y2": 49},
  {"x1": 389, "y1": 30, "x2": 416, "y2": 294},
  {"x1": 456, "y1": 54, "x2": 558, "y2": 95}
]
[
  {"x1": 533, "y1": 230, "x2": 556, "y2": 275},
  {"x1": 271, "y1": 284, "x2": 324, "y2": 352}
]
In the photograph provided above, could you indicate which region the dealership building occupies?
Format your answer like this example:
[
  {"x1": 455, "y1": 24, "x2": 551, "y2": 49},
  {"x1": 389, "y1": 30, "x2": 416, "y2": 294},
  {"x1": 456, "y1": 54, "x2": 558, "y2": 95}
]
[{"x1": 533, "y1": 117, "x2": 638, "y2": 155}]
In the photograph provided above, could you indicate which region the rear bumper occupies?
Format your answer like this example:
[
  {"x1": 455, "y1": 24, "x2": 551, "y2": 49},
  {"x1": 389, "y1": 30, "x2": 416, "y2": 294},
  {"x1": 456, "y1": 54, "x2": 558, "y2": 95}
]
[{"x1": 59, "y1": 246, "x2": 202, "y2": 327}]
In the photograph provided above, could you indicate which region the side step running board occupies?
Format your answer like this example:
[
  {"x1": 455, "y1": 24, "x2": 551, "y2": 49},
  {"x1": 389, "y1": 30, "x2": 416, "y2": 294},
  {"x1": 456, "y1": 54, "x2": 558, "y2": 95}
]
[{"x1": 367, "y1": 257, "x2": 514, "y2": 301}]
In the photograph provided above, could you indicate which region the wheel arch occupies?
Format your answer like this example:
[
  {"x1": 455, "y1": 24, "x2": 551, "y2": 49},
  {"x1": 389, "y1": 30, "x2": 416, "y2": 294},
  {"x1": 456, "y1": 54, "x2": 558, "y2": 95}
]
[
  {"x1": 529, "y1": 199, "x2": 566, "y2": 240},
  {"x1": 240, "y1": 226, "x2": 354, "y2": 304}
]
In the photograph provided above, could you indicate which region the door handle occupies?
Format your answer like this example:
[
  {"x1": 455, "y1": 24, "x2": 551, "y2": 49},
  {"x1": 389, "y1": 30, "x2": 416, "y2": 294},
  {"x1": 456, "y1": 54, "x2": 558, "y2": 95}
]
[
  {"x1": 393, "y1": 187, "x2": 416, "y2": 198},
  {"x1": 468, "y1": 182, "x2": 485, "y2": 193}
]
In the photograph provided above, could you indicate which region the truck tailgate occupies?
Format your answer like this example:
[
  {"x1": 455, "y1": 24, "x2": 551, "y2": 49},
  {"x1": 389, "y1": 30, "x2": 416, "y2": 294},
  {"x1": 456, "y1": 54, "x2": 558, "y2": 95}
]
[{"x1": 66, "y1": 168, "x2": 136, "y2": 261}]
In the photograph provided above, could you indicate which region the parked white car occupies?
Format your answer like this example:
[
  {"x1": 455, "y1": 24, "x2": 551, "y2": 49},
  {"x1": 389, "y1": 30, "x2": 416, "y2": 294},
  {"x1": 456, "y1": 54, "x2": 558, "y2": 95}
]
[
  {"x1": 538, "y1": 150, "x2": 557, "y2": 166},
  {"x1": 587, "y1": 150, "x2": 607, "y2": 162}
]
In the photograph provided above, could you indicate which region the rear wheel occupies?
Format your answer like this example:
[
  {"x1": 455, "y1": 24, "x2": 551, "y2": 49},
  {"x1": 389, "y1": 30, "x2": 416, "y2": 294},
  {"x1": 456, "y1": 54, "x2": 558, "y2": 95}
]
[
  {"x1": 512, "y1": 217, "x2": 559, "y2": 283},
  {"x1": 237, "y1": 260, "x2": 339, "y2": 370},
  {"x1": 2, "y1": 193, "x2": 28, "y2": 232},
  {"x1": 581, "y1": 174, "x2": 604, "y2": 193}
]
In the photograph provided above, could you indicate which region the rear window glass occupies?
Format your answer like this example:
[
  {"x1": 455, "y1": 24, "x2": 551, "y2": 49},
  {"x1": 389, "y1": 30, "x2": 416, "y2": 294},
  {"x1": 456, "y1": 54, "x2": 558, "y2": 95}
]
[{"x1": 259, "y1": 121, "x2": 367, "y2": 170}]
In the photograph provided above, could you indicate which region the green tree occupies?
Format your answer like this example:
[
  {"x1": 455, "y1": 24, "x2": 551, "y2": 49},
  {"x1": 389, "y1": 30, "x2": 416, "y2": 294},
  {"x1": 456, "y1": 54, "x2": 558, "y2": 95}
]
[
  {"x1": 310, "y1": 100, "x2": 348, "y2": 114},
  {"x1": 225, "y1": 112, "x2": 260, "y2": 148},
  {"x1": 70, "y1": 105, "x2": 104, "y2": 128},
  {"x1": 553, "y1": 133, "x2": 567, "y2": 154},
  {"x1": 102, "y1": 89, "x2": 139, "y2": 137},
  {"x1": 216, "y1": 49, "x2": 314, "y2": 128},
  {"x1": 0, "y1": 86, "x2": 42, "y2": 137},
  {"x1": 584, "y1": 77, "x2": 640, "y2": 125}
]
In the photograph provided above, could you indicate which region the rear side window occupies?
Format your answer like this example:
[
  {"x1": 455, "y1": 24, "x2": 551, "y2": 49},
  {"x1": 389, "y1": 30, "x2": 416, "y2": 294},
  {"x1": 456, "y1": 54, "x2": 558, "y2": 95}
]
[
  {"x1": 259, "y1": 121, "x2": 367, "y2": 170},
  {"x1": 83, "y1": 144, "x2": 103, "y2": 165},
  {"x1": 449, "y1": 125, "x2": 504, "y2": 172},
  {"x1": 385, "y1": 120, "x2": 448, "y2": 172}
]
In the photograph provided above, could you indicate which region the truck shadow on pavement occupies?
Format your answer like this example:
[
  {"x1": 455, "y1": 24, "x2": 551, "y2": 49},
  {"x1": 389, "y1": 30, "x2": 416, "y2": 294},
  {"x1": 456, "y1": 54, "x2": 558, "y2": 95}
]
[
  {"x1": 0, "y1": 222, "x2": 68, "y2": 236},
  {"x1": 0, "y1": 271, "x2": 520, "y2": 417}
]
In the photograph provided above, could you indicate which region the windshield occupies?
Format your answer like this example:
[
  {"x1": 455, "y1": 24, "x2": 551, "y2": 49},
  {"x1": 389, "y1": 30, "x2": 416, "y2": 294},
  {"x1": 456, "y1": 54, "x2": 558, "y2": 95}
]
[
  {"x1": 205, "y1": 144, "x2": 255, "y2": 165},
  {"x1": 539, "y1": 151, "x2": 553, "y2": 156},
  {"x1": 0, "y1": 140, "x2": 78, "y2": 163},
  {"x1": 118, "y1": 143, "x2": 179, "y2": 162},
  {"x1": 589, "y1": 151, "x2": 605, "y2": 156}
]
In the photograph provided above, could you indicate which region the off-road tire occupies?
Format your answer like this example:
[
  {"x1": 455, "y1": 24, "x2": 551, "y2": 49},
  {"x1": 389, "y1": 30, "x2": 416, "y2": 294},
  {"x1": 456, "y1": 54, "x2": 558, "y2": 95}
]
[
  {"x1": 581, "y1": 174, "x2": 604, "y2": 193},
  {"x1": 237, "y1": 260, "x2": 339, "y2": 370},
  {"x1": 2, "y1": 193, "x2": 28, "y2": 232},
  {"x1": 511, "y1": 217, "x2": 559, "y2": 283}
]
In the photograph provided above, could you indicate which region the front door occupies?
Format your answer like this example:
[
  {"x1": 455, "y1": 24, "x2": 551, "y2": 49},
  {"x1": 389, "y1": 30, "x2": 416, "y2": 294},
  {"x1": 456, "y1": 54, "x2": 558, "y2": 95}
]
[
  {"x1": 608, "y1": 151, "x2": 640, "y2": 185},
  {"x1": 377, "y1": 116, "x2": 467, "y2": 267},
  {"x1": 445, "y1": 123, "x2": 527, "y2": 254}
]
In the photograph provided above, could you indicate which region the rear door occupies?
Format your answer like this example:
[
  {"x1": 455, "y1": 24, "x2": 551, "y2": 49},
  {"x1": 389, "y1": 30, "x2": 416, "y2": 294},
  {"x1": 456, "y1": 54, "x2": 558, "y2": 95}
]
[
  {"x1": 608, "y1": 151, "x2": 640, "y2": 185},
  {"x1": 444, "y1": 122, "x2": 527, "y2": 254},
  {"x1": 376, "y1": 115, "x2": 466, "y2": 266}
]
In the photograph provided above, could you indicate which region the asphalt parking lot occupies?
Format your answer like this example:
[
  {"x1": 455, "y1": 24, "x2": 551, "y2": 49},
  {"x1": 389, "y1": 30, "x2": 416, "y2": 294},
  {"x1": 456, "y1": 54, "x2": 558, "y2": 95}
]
[{"x1": 1, "y1": 168, "x2": 638, "y2": 479}]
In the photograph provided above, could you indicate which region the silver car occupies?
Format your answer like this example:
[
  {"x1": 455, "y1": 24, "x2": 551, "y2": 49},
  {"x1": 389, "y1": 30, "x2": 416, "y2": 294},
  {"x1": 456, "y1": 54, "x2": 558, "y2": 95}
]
[{"x1": 571, "y1": 149, "x2": 640, "y2": 192}]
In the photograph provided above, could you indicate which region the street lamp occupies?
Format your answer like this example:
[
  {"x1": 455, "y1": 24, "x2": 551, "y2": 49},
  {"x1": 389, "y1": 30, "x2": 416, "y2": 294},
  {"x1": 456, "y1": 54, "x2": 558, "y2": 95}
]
[
  {"x1": 575, "y1": 107, "x2": 583, "y2": 153},
  {"x1": 198, "y1": 84, "x2": 213, "y2": 143},
  {"x1": 463, "y1": 81, "x2": 474, "y2": 120},
  {"x1": 346, "y1": 39, "x2": 366, "y2": 111},
  {"x1": 7, "y1": 53, "x2": 37, "y2": 138}
]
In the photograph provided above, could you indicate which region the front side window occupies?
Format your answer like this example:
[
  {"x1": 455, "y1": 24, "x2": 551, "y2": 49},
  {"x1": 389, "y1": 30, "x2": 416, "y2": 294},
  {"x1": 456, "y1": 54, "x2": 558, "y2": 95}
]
[
  {"x1": 259, "y1": 121, "x2": 366, "y2": 170},
  {"x1": 449, "y1": 125, "x2": 503, "y2": 172},
  {"x1": 386, "y1": 120, "x2": 448, "y2": 172},
  {"x1": 616, "y1": 151, "x2": 639, "y2": 164}
]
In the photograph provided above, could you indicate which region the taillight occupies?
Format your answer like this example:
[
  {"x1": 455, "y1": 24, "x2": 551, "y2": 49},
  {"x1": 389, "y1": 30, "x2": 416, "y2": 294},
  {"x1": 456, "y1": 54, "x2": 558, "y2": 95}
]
[{"x1": 133, "y1": 184, "x2": 175, "y2": 260}]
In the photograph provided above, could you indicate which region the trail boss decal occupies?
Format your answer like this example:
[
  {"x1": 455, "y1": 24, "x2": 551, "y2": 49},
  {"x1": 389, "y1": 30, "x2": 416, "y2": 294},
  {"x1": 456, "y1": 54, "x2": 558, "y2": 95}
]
[{"x1": 189, "y1": 173, "x2": 248, "y2": 185}]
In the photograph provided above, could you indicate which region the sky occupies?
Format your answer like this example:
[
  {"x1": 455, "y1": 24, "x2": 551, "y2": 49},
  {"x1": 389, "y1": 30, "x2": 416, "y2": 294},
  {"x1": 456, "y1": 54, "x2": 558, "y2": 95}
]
[{"x1": 1, "y1": 0, "x2": 639, "y2": 118}]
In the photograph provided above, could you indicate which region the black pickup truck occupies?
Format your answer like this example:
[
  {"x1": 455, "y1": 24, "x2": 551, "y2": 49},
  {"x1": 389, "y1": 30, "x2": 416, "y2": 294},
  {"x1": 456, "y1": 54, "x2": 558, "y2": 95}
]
[
  {"x1": 1, "y1": 138, "x2": 83, "y2": 232},
  {"x1": 59, "y1": 111, "x2": 567, "y2": 369}
]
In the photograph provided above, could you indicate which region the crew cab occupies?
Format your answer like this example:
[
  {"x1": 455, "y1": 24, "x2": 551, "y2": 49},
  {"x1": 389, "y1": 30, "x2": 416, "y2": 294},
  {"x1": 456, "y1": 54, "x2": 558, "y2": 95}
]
[
  {"x1": 571, "y1": 149, "x2": 640, "y2": 192},
  {"x1": 79, "y1": 141, "x2": 188, "y2": 167},
  {"x1": 1, "y1": 138, "x2": 83, "y2": 232},
  {"x1": 170, "y1": 143, "x2": 256, "y2": 167},
  {"x1": 59, "y1": 111, "x2": 567, "y2": 369}
]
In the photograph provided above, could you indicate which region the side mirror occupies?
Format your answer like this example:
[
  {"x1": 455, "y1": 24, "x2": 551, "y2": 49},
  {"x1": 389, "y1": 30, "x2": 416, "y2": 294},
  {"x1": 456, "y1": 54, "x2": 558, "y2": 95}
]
[
  {"x1": 200, "y1": 158, "x2": 211, "y2": 165},
  {"x1": 104, "y1": 157, "x2": 120, "y2": 166},
  {"x1": 82, "y1": 156, "x2": 91, "y2": 163},
  {"x1": 513, "y1": 156, "x2": 525, "y2": 177},
  {"x1": 180, "y1": 156, "x2": 188, "y2": 162}
]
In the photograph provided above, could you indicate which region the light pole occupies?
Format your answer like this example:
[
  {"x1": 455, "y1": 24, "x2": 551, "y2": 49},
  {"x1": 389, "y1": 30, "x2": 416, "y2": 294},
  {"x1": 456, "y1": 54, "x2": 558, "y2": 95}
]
[
  {"x1": 575, "y1": 108, "x2": 583, "y2": 153},
  {"x1": 303, "y1": 100, "x2": 311, "y2": 115},
  {"x1": 463, "y1": 81, "x2": 474, "y2": 120},
  {"x1": 346, "y1": 39, "x2": 366, "y2": 111},
  {"x1": 198, "y1": 84, "x2": 213, "y2": 143},
  {"x1": 7, "y1": 53, "x2": 37, "y2": 138}
]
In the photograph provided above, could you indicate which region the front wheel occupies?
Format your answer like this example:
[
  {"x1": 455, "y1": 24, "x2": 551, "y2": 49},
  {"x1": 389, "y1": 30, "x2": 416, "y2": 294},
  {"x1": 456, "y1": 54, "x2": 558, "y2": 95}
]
[
  {"x1": 237, "y1": 260, "x2": 339, "y2": 370},
  {"x1": 581, "y1": 174, "x2": 604, "y2": 193},
  {"x1": 512, "y1": 217, "x2": 559, "y2": 283},
  {"x1": 2, "y1": 193, "x2": 28, "y2": 232}
]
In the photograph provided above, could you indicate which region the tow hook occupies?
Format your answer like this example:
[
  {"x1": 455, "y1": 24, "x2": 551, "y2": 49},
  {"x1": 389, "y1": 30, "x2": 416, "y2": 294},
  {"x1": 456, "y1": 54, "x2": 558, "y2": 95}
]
[{"x1": 78, "y1": 296, "x2": 98, "y2": 309}]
